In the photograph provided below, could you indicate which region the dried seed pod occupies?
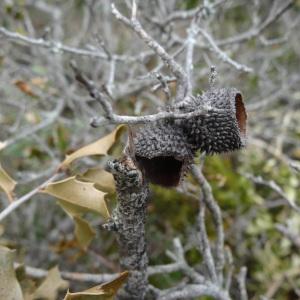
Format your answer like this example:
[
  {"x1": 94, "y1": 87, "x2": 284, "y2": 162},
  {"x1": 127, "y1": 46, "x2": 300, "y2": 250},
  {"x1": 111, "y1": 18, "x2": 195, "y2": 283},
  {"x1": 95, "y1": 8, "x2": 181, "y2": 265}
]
[
  {"x1": 133, "y1": 87, "x2": 247, "y2": 187},
  {"x1": 134, "y1": 121, "x2": 194, "y2": 187},
  {"x1": 179, "y1": 88, "x2": 247, "y2": 154}
]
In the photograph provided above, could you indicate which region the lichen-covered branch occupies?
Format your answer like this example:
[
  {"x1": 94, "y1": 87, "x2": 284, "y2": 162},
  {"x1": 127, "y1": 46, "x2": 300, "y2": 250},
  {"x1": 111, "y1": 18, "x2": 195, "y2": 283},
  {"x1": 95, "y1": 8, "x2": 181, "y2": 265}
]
[{"x1": 104, "y1": 156, "x2": 150, "y2": 300}]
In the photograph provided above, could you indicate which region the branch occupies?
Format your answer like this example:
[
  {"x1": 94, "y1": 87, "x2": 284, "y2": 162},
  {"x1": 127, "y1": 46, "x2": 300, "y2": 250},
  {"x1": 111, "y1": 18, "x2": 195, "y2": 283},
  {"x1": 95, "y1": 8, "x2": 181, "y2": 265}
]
[
  {"x1": 0, "y1": 26, "x2": 154, "y2": 63},
  {"x1": 197, "y1": 195, "x2": 218, "y2": 282},
  {"x1": 276, "y1": 224, "x2": 300, "y2": 249},
  {"x1": 4, "y1": 99, "x2": 64, "y2": 149},
  {"x1": 70, "y1": 62, "x2": 226, "y2": 127},
  {"x1": 153, "y1": 0, "x2": 227, "y2": 26},
  {"x1": 104, "y1": 157, "x2": 149, "y2": 300},
  {"x1": 216, "y1": 0, "x2": 294, "y2": 46},
  {"x1": 158, "y1": 283, "x2": 231, "y2": 300},
  {"x1": 111, "y1": 2, "x2": 188, "y2": 102},
  {"x1": 166, "y1": 238, "x2": 205, "y2": 284},
  {"x1": 0, "y1": 173, "x2": 61, "y2": 222},
  {"x1": 237, "y1": 267, "x2": 248, "y2": 300},
  {"x1": 185, "y1": 22, "x2": 197, "y2": 93},
  {"x1": 191, "y1": 165, "x2": 225, "y2": 282},
  {"x1": 14, "y1": 263, "x2": 116, "y2": 283},
  {"x1": 245, "y1": 174, "x2": 300, "y2": 213},
  {"x1": 198, "y1": 28, "x2": 253, "y2": 73},
  {"x1": 17, "y1": 261, "x2": 188, "y2": 283}
]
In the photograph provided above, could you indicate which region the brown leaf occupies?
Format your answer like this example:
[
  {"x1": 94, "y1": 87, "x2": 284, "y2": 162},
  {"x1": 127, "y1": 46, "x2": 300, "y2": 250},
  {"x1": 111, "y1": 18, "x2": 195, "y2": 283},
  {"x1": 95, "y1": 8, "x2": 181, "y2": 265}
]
[
  {"x1": 100, "y1": 271, "x2": 129, "y2": 295},
  {"x1": 0, "y1": 163, "x2": 17, "y2": 202},
  {"x1": 57, "y1": 199, "x2": 97, "y2": 249},
  {"x1": 73, "y1": 216, "x2": 96, "y2": 249},
  {"x1": 60, "y1": 125, "x2": 126, "y2": 168},
  {"x1": 80, "y1": 169, "x2": 115, "y2": 194},
  {"x1": 0, "y1": 246, "x2": 23, "y2": 300},
  {"x1": 14, "y1": 80, "x2": 37, "y2": 97},
  {"x1": 42, "y1": 177, "x2": 110, "y2": 219},
  {"x1": 30, "y1": 266, "x2": 68, "y2": 300},
  {"x1": 63, "y1": 271, "x2": 129, "y2": 300}
]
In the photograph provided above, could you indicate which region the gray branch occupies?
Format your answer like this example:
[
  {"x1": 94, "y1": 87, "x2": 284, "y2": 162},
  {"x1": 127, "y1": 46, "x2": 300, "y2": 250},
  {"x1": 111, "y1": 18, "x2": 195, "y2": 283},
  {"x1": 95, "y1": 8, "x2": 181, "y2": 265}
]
[
  {"x1": 104, "y1": 156, "x2": 150, "y2": 300},
  {"x1": 111, "y1": 2, "x2": 188, "y2": 102}
]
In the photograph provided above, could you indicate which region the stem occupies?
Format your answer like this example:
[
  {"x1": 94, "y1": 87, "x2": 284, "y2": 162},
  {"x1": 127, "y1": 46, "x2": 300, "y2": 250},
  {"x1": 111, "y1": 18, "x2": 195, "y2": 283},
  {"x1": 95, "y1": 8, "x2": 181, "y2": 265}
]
[{"x1": 104, "y1": 156, "x2": 150, "y2": 300}]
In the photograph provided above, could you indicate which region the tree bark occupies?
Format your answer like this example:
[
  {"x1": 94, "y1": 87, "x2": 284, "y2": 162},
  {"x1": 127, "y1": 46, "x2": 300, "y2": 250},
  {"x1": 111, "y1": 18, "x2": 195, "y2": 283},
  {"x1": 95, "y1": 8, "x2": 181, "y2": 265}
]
[{"x1": 105, "y1": 155, "x2": 149, "y2": 300}]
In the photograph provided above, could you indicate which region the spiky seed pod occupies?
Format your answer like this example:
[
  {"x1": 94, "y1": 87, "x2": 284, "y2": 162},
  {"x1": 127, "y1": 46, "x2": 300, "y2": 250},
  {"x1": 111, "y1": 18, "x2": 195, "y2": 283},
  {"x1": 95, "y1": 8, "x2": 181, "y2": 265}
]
[
  {"x1": 133, "y1": 87, "x2": 247, "y2": 187},
  {"x1": 182, "y1": 88, "x2": 247, "y2": 154},
  {"x1": 133, "y1": 121, "x2": 194, "y2": 187}
]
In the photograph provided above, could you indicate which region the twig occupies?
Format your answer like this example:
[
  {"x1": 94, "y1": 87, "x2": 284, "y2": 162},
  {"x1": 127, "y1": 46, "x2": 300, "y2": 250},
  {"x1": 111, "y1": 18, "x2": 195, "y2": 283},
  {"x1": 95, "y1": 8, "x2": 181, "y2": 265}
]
[
  {"x1": 185, "y1": 19, "x2": 198, "y2": 93},
  {"x1": 14, "y1": 263, "x2": 116, "y2": 283},
  {"x1": 111, "y1": 2, "x2": 188, "y2": 102},
  {"x1": 191, "y1": 165, "x2": 225, "y2": 283},
  {"x1": 147, "y1": 263, "x2": 181, "y2": 276},
  {"x1": 71, "y1": 61, "x2": 227, "y2": 127},
  {"x1": 245, "y1": 174, "x2": 300, "y2": 213},
  {"x1": 158, "y1": 283, "x2": 231, "y2": 300},
  {"x1": 276, "y1": 224, "x2": 300, "y2": 249},
  {"x1": 17, "y1": 261, "x2": 188, "y2": 284},
  {"x1": 198, "y1": 28, "x2": 253, "y2": 73},
  {"x1": 0, "y1": 26, "x2": 159, "y2": 64},
  {"x1": 197, "y1": 196, "x2": 218, "y2": 282},
  {"x1": 4, "y1": 100, "x2": 64, "y2": 149},
  {"x1": 0, "y1": 173, "x2": 61, "y2": 222},
  {"x1": 166, "y1": 238, "x2": 205, "y2": 283},
  {"x1": 237, "y1": 267, "x2": 248, "y2": 300},
  {"x1": 216, "y1": 0, "x2": 294, "y2": 46},
  {"x1": 153, "y1": 0, "x2": 227, "y2": 26}
]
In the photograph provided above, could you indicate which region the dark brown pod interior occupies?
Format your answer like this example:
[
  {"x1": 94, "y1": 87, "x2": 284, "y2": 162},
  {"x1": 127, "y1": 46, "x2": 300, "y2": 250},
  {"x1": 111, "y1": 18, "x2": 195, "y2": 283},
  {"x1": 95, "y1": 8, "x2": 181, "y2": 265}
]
[
  {"x1": 235, "y1": 93, "x2": 247, "y2": 138},
  {"x1": 135, "y1": 156, "x2": 183, "y2": 187}
]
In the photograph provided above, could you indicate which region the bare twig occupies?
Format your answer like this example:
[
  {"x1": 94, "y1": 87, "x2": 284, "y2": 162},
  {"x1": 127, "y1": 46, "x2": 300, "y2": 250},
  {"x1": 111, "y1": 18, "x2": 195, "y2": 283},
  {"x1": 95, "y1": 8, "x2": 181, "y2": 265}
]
[
  {"x1": 159, "y1": 283, "x2": 231, "y2": 300},
  {"x1": 0, "y1": 173, "x2": 61, "y2": 222},
  {"x1": 198, "y1": 28, "x2": 253, "y2": 73},
  {"x1": 276, "y1": 224, "x2": 300, "y2": 249},
  {"x1": 216, "y1": 0, "x2": 294, "y2": 46},
  {"x1": 14, "y1": 263, "x2": 116, "y2": 283},
  {"x1": 111, "y1": 2, "x2": 188, "y2": 102},
  {"x1": 191, "y1": 165, "x2": 225, "y2": 283},
  {"x1": 237, "y1": 267, "x2": 248, "y2": 300},
  {"x1": 245, "y1": 174, "x2": 300, "y2": 213},
  {"x1": 71, "y1": 61, "x2": 227, "y2": 127},
  {"x1": 0, "y1": 26, "x2": 156, "y2": 63}
]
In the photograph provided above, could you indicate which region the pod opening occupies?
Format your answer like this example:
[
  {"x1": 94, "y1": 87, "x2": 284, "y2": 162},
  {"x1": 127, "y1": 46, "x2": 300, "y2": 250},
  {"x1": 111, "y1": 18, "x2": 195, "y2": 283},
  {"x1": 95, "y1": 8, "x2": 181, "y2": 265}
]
[
  {"x1": 135, "y1": 155, "x2": 183, "y2": 187},
  {"x1": 235, "y1": 93, "x2": 247, "y2": 137}
]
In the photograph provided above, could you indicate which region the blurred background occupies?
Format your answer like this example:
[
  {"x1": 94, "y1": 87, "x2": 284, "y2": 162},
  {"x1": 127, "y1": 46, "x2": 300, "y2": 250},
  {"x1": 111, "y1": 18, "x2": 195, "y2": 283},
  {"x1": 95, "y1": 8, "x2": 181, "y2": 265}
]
[{"x1": 0, "y1": 0, "x2": 300, "y2": 299}]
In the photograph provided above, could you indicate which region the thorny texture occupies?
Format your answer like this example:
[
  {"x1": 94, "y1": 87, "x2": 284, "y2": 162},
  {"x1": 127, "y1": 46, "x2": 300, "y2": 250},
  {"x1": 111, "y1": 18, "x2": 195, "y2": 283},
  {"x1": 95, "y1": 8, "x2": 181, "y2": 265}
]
[
  {"x1": 105, "y1": 157, "x2": 149, "y2": 300},
  {"x1": 0, "y1": 0, "x2": 300, "y2": 300},
  {"x1": 134, "y1": 87, "x2": 247, "y2": 186}
]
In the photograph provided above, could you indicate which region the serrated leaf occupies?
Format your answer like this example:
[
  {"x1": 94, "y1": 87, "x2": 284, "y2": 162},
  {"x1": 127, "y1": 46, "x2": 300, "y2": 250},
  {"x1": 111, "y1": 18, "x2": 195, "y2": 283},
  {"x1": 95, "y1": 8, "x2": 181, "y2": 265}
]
[
  {"x1": 58, "y1": 199, "x2": 92, "y2": 216},
  {"x1": 100, "y1": 271, "x2": 129, "y2": 295},
  {"x1": 74, "y1": 216, "x2": 96, "y2": 249},
  {"x1": 42, "y1": 177, "x2": 110, "y2": 219},
  {"x1": 80, "y1": 168, "x2": 115, "y2": 194},
  {"x1": 30, "y1": 266, "x2": 68, "y2": 300},
  {"x1": 0, "y1": 163, "x2": 17, "y2": 202},
  {"x1": 61, "y1": 125, "x2": 125, "y2": 168},
  {"x1": 58, "y1": 200, "x2": 96, "y2": 249},
  {"x1": 63, "y1": 271, "x2": 129, "y2": 300},
  {"x1": 0, "y1": 246, "x2": 23, "y2": 300}
]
